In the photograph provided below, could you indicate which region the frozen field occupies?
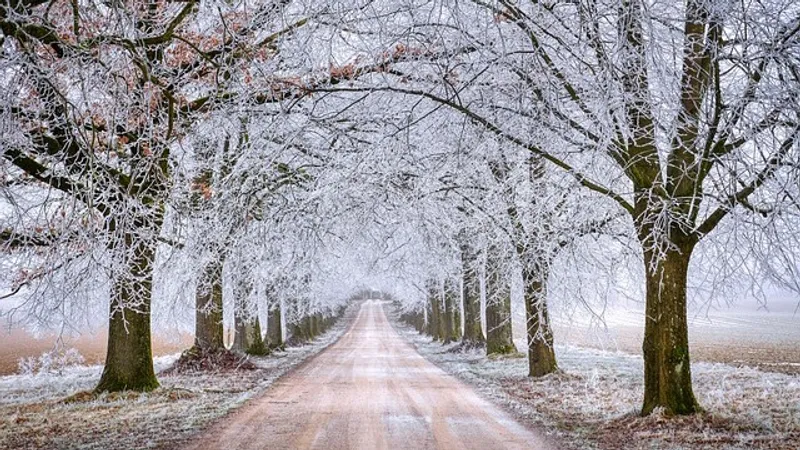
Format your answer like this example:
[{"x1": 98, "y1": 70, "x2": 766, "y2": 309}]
[
  {"x1": 550, "y1": 308, "x2": 800, "y2": 375},
  {"x1": 509, "y1": 294, "x2": 800, "y2": 375},
  {"x1": 0, "y1": 327, "x2": 193, "y2": 376}
]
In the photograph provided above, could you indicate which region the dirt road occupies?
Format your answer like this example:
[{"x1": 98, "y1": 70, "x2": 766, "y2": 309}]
[{"x1": 182, "y1": 300, "x2": 552, "y2": 450}]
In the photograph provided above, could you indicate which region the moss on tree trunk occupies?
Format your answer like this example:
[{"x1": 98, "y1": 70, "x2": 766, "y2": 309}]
[
  {"x1": 233, "y1": 315, "x2": 265, "y2": 354},
  {"x1": 641, "y1": 244, "x2": 700, "y2": 415},
  {"x1": 485, "y1": 247, "x2": 517, "y2": 355},
  {"x1": 302, "y1": 315, "x2": 313, "y2": 340},
  {"x1": 443, "y1": 278, "x2": 460, "y2": 343},
  {"x1": 485, "y1": 295, "x2": 516, "y2": 355},
  {"x1": 522, "y1": 268, "x2": 557, "y2": 377},
  {"x1": 461, "y1": 241, "x2": 485, "y2": 346},
  {"x1": 95, "y1": 235, "x2": 159, "y2": 393},
  {"x1": 425, "y1": 297, "x2": 435, "y2": 337},
  {"x1": 232, "y1": 279, "x2": 266, "y2": 355},
  {"x1": 288, "y1": 299, "x2": 310, "y2": 344},
  {"x1": 289, "y1": 321, "x2": 306, "y2": 343},
  {"x1": 245, "y1": 318, "x2": 268, "y2": 356},
  {"x1": 427, "y1": 279, "x2": 445, "y2": 341},
  {"x1": 266, "y1": 300, "x2": 284, "y2": 351},
  {"x1": 309, "y1": 314, "x2": 319, "y2": 339},
  {"x1": 453, "y1": 296, "x2": 462, "y2": 338}
]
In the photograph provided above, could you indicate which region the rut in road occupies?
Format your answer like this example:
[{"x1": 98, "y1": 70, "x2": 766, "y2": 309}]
[{"x1": 182, "y1": 300, "x2": 554, "y2": 450}]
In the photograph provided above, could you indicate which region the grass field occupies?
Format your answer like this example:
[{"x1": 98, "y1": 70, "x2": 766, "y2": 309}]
[
  {"x1": 550, "y1": 308, "x2": 800, "y2": 375},
  {"x1": 506, "y1": 293, "x2": 800, "y2": 375},
  {"x1": 0, "y1": 327, "x2": 192, "y2": 376}
]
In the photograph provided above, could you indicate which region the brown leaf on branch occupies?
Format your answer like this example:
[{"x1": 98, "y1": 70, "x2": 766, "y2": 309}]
[
  {"x1": 141, "y1": 142, "x2": 153, "y2": 157},
  {"x1": 192, "y1": 181, "x2": 213, "y2": 200},
  {"x1": 330, "y1": 63, "x2": 356, "y2": 80},
  {"x1": 494, "y1": 12, "x2": 513, "y2": 23}
]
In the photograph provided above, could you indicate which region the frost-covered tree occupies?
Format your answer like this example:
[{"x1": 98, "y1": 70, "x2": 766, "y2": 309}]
[
  {"x1": 0, "y1": 0, "x2": 225, "y2": 392},
  {"x1": 317, "y1": 0, "x2": 800, "y2": 415},
  {"x1": 0, "y1": 0, "x2": 388, "y2": 391}
]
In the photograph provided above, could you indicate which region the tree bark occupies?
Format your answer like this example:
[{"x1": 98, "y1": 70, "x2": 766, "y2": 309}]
[
  {"x1": 485, "y1": 248, "x2": 517, "y2": 355},
  {"x1": 425, "y1": 297, "x2": 435, "y2": 337},
  {"x1": 95, "y1": 232, "x2": 159, "y2": 393},
  {"x1": 415, "y1": 310, "x2": 425, "y2": 333},
  {"x1": 522, "y1": 266, "x2": 557, "y2": 377},
  {"x1": 232, "y1": 279, "x2": 267, "y2": 355},
  {"x1": 288, "y1": 297, "x2": 309, "y2": 345},
  {"x1": 443, "y1": 278, "x2": 460, "y2": 343},
  {"x1": 246, "y1": 317, "x2": 268, "y2": 356},
  {"x1": 194, "y1": 258, "x2": 224, "y2": 351},
  {"x1": 232, "y1": 284, "x2": 249, "y2": 352},
  {"x1": 427, "y1": 279, "x2": 445, "y2": 341},
  {"x1": 232, "y1": 316, "x2": 255, "y2": 353},
  {"x1": 461, "y1": 238, "x2": 485, "y2": 346},
  {"x1": 453, "y1": 295, "x2": 462, "y2": 338},
  {"x1": 309, "y1": 314, "x2": 319, "y2": 339},
  {"x1": 402, "y1": 309, "x2": 425, "y2": 333},
  {"x1": 289, "y1": 320, "x2": 307, "y2": 343},
  {"x1": 302, "y1": 315, "x2": 313, "y2": 340},
  {"x1": 266, "y1": 299, "x2": 284, "y2": 351},
  {"x1": 641, "y1": 241, "x2": 700, "y2": 415}
]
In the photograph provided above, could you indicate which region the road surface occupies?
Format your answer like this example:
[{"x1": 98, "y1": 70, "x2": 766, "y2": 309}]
[{"x1": 182, "y1": 300, "x2": 552, "y2": 450}]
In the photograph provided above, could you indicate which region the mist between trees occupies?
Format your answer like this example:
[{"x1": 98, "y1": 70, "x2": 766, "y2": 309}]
[{"x1": 1, "y1": 0, "x2": 799, "y2": 417}]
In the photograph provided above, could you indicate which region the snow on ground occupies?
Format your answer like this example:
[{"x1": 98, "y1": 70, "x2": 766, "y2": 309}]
[
  {"x1": 0, "y1": 353, "x2": 181, "y2": 407},
  {"x1": 551, "y1": 310, "x2": 800, "y2": 377},
  {"x1": 541, "y1": 299, "x2": 800, "y2": 375},
  {"x1": 0, "y1": 306, "x2": 358, "y2": 450},
  {"x1": 390, "y1": 312, "x2": 800, "y2": 450}
]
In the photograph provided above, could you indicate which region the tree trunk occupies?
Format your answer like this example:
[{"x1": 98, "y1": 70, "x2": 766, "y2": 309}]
[
  {"x1": 641, "y1": 243, "x2": 700, "y2": 415},
  {"x1": 402, "y1": 309, "x2": 424, "y2": 333},
  {"x1": 287, "y1": 297, "x2": 309, "y2": 345},
  {"x1": 247, "y1": 318, "x2": 268, "y2": 355},
  {"x1": 232, "y1": 315, "x2": 253, "y2": 353},
  {"x1": 461, "y1": 241, "x2": 485, "y2": 346},
  {"x1": 95, "y1": 233, "x2": 159, "y2": 393},
  {"x1": 233, "y1": 315, "x2": 265, "y2": 354},
  {"x1": 453, "y1": 295, "x2": 462, "y2": 338},
  {"x1": 415, "y1": 311, "x2": 425, "y2": 333},
  {"x1": 266, "y1": 300, "x2": 284, "y2": 351},
  {"x1": 318, "y1": 313, "x2": 326, "y2": 334},
  {"x1": 427, "y1": 279, "x2": 445, "y2": 341},
  {"x1": 425, "y1": 297, "x2": 435, "y2": 337},
  {"x1": 443, "y1": 278, "x2": 460, "y2": 343},
  {"x1": 309, "y1": 314, "x2": 319, "y2": 339},
  {"x1": 232, "y1": 279, "x2": 267, "y2": 355},
  {"x1": 485, "y1": 247, "x2": 517, "y2": 355},
  {"x1": 194, "y1": 258, "x2": 224, "y2": 351},
  {"x1": 232, "y1": 291, "x2": 248, "y2": 352},
  {"x1": 300, "y1": 315, "x2": 310, "y2": 340},
  {"x1": 289, "y1": 321, "x2": 306, "y2": 344},
  {"x1": 522, "y1": 266, "x2": 557, "y2": 377}
]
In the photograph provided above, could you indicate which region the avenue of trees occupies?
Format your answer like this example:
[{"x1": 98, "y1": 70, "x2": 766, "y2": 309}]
[{"x1": 2, "y1": 0, "x2": 799, "y2": 419}]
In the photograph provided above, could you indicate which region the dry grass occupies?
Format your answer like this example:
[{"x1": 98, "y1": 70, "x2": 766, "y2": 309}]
[
  {"x1": 0, "y1": 328, "x2": 193, "y2": 376},
  {"x1": 496, "y1": 370, "x2": 800, "y2": 449}
]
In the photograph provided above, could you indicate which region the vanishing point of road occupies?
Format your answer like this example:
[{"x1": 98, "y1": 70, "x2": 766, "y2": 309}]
[{"x1": 182, "y1": 300, "x2": 553, "y2": 450}]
